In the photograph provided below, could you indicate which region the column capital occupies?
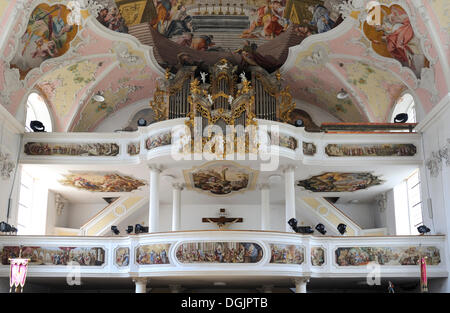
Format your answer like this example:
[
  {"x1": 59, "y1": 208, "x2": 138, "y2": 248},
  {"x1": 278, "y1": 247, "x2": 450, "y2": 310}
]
[
  {"x1": 172, "y1": 183, "x2": 185, "y2": 190},
  {"x1": 148, "y1": 164, "x2": 163, "y2": 172},
  {"x1": 257, "y1": 183, "x2": 270, "y2": 190},
  {"x1": 282, "y1": 164, "x2": 296, "y2": 173},
  {"x1": 132, "y1": 277, "x2": 148, "y2": 284},
  {"x1": 293, "y1": 277, "x2": 310, "y2": 284}
]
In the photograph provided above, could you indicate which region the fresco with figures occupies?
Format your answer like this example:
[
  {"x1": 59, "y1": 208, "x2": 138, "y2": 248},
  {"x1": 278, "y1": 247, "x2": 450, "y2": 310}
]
[
  {"x1": 363, "y1": 4, "x2": 429, "y2": 79},
  {"x1": 60, "y1": 172, "x2": 146, "y2": 192},
  {"x1": 311, "y1": 246, "x2": 325, "y2": 266},
  {"x1": 335, "y1": 246, "x2": 441, "y2": 266},
  {"x1": 0, "y1": 246, "x2": 105, "y2": 266},
  {"x1": 297, "y1": 172, "x2": 383, "y2": 192},
  {"x1": 325, "y1": 144, "x2": 417, "y2": 157},
  {"x1": 10, "y1": 3, "x2": 78, "y2": 79},
  {"x1": 270, "y1": 244, "x2": 304, "y2": 264},
  {"x1": 184, "y1": 161, "x2": 258, "y2": 195},
  {"x1": 115, "y1": 247, "x2": 130, "y2": 266},
  {"x1": 146, "y1": 131, "x2": 172, "y2": 150},
  {"x1": 176, "y1": 242, "x2": 263, "y2": 263},
  {"x1": 24, "y1": 142, "x2": 120, "y2": 156},
  {"x1": 136, "y1": 244, "x2": 171, "y2": 264},
  {"x1": 95, "y1": 1, "x2": 343, "y2": 51}
]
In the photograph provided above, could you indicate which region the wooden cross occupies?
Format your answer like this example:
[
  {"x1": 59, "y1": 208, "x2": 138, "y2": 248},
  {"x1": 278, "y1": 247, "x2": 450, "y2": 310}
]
[{"x1": 202, "y1": 208, "x2": 243, "y2": 230}]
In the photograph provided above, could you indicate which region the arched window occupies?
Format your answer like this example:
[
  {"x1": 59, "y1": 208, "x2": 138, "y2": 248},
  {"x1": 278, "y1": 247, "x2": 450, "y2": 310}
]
[
  {"x1": 25, "y1": 92, "x2": 53, "y2": 132},
  {"x1": 391, "y1": 93, "x2": 416, "y2": 123}
]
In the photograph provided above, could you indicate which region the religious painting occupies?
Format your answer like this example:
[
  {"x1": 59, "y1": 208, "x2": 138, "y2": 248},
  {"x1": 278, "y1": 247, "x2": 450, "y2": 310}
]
[
  {"x1": 270, "y1": 244, "x2": 304, "y2": 264},
  {"x1": 96, "y1": 3, "x2": 129, "y2": 33},
  {"x1": 24, "y1": 142, "x2": 120, "y2": 156},
  {"x1": 268, "y1": 132, "x2": 298, "y2": 150},
  {"x1": 1, "y1": 246, "x2": 105, "y2": 266},
  {"x1": 297, "y1": 172, "x2": 383, "y2": 192},
  {"x1": 142, "y1": 0, "x2": 342, "y2": 51},
  {"x1": 146, "y1": 131, "x2": 172, "y2": 150},
  {"x1": 184, "y1": 161, "x2": 258, "y2": 196},
  {"x1": 127, "y1": 142, "x2": 140, "y2": 155},
  {"x1": 311, "y1": 246, "x2": 325, "y2": 266},
  {"x1": 303, "y1": 142, "x2": 316, "y2": 156},
  {"x1": 10, "y1": 3, "x2": 78, "y2": 79},
  {"x1": 176, "y1": 242, "x2": 263, "y2": 264},
  {"x1": 60, "y1": 172, "x2": 146, "y2": 192},
  {"x1": 335, "y1": 246, "x2": 441, "y2": 266},
  {"x1": 325, "y1": 144, "x2": 417, "y2": 157},
  {"x1": 363, "y1": 4, "x2": 429, "y2": 78},
  {"x1": 136, "y1": 244, "x2": 171, "y2": 265},
  {"x1": 115, "y1": 247, "x2": 130, "y2": 267}
]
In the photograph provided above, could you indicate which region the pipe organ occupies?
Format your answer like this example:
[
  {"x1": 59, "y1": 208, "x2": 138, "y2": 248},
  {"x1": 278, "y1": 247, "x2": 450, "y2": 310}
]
[{"x1": 150, "y1": 59, "x2": 295, "y2": 130}]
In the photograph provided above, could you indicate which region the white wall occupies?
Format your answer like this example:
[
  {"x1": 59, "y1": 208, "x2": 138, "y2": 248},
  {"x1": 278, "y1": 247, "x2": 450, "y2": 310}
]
[
  {"x1": 116, "y1": 203, "x2": 286, "y2": 233},
  {"x1": 334, "y1": 202, "x2": 377, "y2": 229},
  {"x1": 294, "y1": 99, "x2": 341, "y2": 125},
  {"x1": 66, "y1": 202, "x2": 108, "y2": 229},
  {"x1": 417, "y1": 94, "x2": 450, "y2": 292}
]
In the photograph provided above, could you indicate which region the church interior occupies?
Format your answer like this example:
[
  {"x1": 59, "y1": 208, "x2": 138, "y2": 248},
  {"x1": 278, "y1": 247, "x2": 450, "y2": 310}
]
[{"x1": 0, "y1": 0, "x2": 449, "y2": 293}]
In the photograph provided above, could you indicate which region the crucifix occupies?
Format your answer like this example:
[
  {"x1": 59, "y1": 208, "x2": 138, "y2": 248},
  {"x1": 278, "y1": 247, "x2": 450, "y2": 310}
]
[{"x1": 202, "y1": 208, "x2": 243, "y2": 230}]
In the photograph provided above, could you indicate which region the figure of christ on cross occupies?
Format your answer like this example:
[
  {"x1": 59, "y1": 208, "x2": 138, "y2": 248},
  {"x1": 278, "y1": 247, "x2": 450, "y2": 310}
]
[{"x1": 202, "y1": 208, "x2": 243, "y2": 230}]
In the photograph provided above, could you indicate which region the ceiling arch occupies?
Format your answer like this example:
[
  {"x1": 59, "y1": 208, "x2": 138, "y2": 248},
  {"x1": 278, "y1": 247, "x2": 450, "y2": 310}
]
[{"x1": 0, "y1": 0, "x2": 449, "y2": 131}]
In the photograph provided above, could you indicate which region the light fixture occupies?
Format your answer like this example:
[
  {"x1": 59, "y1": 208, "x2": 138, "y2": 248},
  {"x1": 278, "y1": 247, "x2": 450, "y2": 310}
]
[
  {"x1": 315, "y1": 223, "x2": 326, "y2": 235},
  {"x1": 111, "y1": 225, "x2": 120, "y2": 235},
  {"x1": 417, "y1": 225, "x2": 431, "y2": 235},
  {"x1": 137, "y1": 118, "x2": 147, "y2": 127},
  {"x1": 337, "y1": 223, "x2": 347, "y2": 235},
  {"x1": 394, "y1": 113, "x2": 408, "y2": 123},
  {"x1": 294, "y1": 119, "x2": 304, "y2": 127},
  {"x1": 93, "y1": 92, "x2": 105, "y2": 102},
  {"x1": 337, "y1": 88, "x2": 349, "y2": 100}
]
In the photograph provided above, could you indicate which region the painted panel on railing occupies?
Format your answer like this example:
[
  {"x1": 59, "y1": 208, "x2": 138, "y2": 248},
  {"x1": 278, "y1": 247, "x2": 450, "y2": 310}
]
[
  {"x1": 303, "y1": 142, "x2": 317, "y2": 156},
  {"x1": 311, "y1": 247, "x2": 325, "y2": 266},
  {"x1": 267, "y1": 132, "x2": 298, "y2": 150},
  {"x1": 115, "y1": 247, "x2": 130, "y2": 267},
  {"x1": 146, "y1": 132, "x2": 171, "y2": 151},
  {"x1": 24, "y1": 142, "x2": 120, "y2": 156},
  {"x1": 176, "y1": 242, "x2": 263, "y2": 264},
  {"x1": 136, "y1": 244, "x2": 171, "y2": 265},
  {"x1": 269, "y1": 244, "x2": 304, "y2": 265},
  {"x1": 127, "y1": 142, "x2": 140, "y2": 156},
  {"x1": 0, "y1": 246, "x2": 105, "y2": 266},
  {"x1": 335, "y1": 246, "x2": 441, "y2": 266},
  {"x1": 325, "y1": 144, "x2": 417, "y2": 157}
]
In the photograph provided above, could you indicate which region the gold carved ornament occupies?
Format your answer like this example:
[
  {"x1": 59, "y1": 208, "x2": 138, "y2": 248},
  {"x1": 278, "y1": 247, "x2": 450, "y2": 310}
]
[
  {"x1": 149, "y1": 83, "x2": 168, "y2": 121},
  {"x1": 279, "y1": 86, "x2": 295, "y2": 123}
]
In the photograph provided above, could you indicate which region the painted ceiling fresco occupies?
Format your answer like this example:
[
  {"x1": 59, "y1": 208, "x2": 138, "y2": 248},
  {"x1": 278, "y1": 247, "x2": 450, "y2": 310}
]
[
  {"x1": 0, "y1": 0, "x2": 449, "y2": 132},
  {"x1": 184, "y1": 161, "x2": 258, "y2": 196},
  {"x1": 99, "y1": 0, "x2": 343, "y2": 50},
  {"x1": 10, "y1": 3, "x2": 78, "y2": 79},
  {"x1": 297, "y1": 172, "x2": 383, "y2": 193},
  {"x1": 60, "y1": 172, "x2": 147, "y2": 192}
]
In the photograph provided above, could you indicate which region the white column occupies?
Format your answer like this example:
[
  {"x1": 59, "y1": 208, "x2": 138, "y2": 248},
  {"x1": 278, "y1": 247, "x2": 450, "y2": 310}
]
[
  {"x1": 148, "y1": 165, "x2": 162, "y2": 233},
  {"x1": 259, "y1": 183, "x2": 270, "y2": 230},
  {"x1": 284, "y1": 165, "x2": 296, "y2": 232},
  {"x1": 172, "y1": 183, "x2": 184, "y2": 231},
  {"x1": 133, "y1": 278, "x2": 148, "y2": 293},
  {"x1": 294, "y1": 278, "x2": 309, "y2": 293}
]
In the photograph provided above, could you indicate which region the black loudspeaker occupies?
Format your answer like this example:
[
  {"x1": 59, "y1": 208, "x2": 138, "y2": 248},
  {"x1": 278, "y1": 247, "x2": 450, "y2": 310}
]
[
  {"x1": 394, "y1": 113, "x2": 408, "y2": 123},
  {"x1": 30, "y1": 120, "x2": 45, "y2": 132}
]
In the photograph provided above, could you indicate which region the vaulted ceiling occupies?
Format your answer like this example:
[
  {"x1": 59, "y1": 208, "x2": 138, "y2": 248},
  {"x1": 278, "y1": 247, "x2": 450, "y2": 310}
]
[{"x1": 0, "y1": 0, "x2": 449, "y2": 132}]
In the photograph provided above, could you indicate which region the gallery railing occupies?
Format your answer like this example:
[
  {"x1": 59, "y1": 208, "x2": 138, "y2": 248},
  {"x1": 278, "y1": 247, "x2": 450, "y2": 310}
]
[{"x1": 0, "y1": 231, "x2": 446, "y2": 279}]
